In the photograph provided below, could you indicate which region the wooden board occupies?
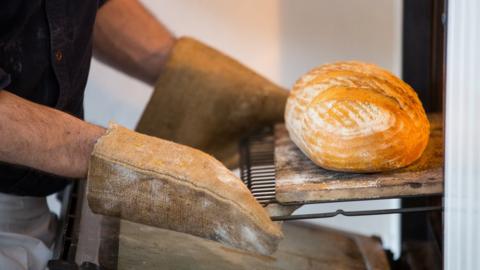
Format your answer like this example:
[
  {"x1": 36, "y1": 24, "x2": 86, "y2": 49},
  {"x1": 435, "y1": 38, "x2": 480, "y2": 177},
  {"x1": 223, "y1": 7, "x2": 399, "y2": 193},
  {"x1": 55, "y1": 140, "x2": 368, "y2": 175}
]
[
  {"x1": 275, "y1": 113, "x2": 443, "y2": 204},
  {"x1": 118, "y1": 220, "x2": 390, "y2": 270}
]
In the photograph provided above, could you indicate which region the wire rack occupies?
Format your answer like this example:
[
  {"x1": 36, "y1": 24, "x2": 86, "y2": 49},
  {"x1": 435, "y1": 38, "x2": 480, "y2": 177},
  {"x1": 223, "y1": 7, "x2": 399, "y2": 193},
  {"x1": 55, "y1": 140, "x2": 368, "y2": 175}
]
[
  {"x1": 238, "y1": 127, "x2": 443, "y2": 221},
  {"x1": 239, "y1": 127, "x2": 277, "y2": 205}
]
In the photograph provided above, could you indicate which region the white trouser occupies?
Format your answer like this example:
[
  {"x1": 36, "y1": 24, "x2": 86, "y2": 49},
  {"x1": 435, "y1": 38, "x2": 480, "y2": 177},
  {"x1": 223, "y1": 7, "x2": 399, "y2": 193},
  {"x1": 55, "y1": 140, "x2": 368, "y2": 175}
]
[{"x1": 0, "y1": 193, "x2": 57, "y2": 270}]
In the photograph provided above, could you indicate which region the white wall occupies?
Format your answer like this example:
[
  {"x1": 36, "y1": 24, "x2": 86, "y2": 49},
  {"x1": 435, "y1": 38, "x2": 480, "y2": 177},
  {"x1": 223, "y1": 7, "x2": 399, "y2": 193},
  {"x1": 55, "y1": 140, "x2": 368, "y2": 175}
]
[{"x1": 84, "y1": 0, "x2": 402, "y2": 256}]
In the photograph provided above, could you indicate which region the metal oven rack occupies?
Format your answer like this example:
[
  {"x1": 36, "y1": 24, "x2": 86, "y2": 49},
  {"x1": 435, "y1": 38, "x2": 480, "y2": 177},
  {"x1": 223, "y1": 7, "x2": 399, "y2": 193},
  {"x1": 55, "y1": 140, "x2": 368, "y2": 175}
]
[{"x1": 238, "y1": 127, "x2": 444, "y2": 221}]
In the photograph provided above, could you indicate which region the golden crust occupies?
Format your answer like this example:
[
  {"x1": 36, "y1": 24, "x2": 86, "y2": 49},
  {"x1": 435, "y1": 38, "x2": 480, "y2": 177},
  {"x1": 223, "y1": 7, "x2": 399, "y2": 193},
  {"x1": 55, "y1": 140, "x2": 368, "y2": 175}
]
[{"x1": 285, "y1": 61, "x2": 430, "y2": 172}]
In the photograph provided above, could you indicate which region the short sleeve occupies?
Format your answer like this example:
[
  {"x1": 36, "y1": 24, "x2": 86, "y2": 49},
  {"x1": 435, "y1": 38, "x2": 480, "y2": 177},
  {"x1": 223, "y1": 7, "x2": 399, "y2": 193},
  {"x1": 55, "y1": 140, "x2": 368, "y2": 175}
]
[{"x1": 0, "y1": 67, "x2": 11, "y2": 89}]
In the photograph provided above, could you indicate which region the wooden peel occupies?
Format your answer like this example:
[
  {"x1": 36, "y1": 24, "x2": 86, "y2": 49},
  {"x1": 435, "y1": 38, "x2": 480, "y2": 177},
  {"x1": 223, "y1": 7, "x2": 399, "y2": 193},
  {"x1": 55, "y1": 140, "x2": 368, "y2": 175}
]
[
  {"x1": 118, "y1": 220, "x2": 390, "y2": 270},
  {"x1": 275, "y1": 113, "x2": 443, "y2": 204}
]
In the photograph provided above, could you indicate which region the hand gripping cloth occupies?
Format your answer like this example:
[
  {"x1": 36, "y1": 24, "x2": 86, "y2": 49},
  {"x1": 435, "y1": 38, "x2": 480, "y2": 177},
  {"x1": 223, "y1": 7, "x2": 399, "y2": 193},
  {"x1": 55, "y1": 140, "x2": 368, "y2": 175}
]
[
  {"x1": 87, "y1": 124, "x2": 283, "y2": 255},
  {"x1": 136, "y1": 37, "x2": 288, "y2": 168}
]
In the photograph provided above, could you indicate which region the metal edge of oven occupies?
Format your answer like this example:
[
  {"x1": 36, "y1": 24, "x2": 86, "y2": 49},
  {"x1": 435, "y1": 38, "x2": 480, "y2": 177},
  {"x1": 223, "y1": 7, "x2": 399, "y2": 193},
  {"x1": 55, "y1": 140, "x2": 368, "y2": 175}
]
[{"x1": 48, "y1": 182, "x2": 106, "y2": 270}]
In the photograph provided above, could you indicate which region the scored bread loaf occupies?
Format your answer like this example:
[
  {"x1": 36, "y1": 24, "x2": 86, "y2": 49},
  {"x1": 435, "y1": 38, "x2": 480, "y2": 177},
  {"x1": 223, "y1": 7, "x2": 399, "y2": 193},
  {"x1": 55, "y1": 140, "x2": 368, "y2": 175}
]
[{"x1": 285, "y1": 61, "x2": 430, "y2": 172}]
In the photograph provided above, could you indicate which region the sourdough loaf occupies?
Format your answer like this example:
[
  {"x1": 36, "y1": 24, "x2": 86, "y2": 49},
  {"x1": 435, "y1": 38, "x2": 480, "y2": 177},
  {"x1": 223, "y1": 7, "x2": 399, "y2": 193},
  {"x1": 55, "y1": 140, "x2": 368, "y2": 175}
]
[{"x1": 285, "y1": 61, "x2": 430, "y2": 172}]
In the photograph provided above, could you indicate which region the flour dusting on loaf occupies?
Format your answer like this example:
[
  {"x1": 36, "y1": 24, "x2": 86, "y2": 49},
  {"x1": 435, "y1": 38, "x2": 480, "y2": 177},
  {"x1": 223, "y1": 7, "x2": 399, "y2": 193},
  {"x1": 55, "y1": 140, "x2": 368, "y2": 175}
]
[{"x1": 285, "y1": 61, "x2": 430, "y2": 172}]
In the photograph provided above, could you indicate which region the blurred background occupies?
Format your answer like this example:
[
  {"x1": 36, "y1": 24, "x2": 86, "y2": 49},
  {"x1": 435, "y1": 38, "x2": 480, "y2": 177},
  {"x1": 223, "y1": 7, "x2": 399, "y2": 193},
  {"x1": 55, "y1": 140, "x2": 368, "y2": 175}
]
[{"x1": 80, "y1": 0, "x2": 403, "y2": 257}]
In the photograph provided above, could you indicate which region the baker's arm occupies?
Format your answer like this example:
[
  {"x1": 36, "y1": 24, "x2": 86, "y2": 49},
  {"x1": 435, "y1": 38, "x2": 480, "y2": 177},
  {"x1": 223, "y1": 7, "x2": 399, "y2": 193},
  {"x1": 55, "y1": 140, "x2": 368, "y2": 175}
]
[
  {"x1": 93, "y1": 0, "x2": 288, "y2": 167},
  {"x1": 0, "y1": 89, "x2": 282, "y2": 254},
  {"x1": 0, "y1": 90, "x2": 105, "y2": 178},
  {"x1": 93, "y1": 0, "x2": 175, "y2": 85}
]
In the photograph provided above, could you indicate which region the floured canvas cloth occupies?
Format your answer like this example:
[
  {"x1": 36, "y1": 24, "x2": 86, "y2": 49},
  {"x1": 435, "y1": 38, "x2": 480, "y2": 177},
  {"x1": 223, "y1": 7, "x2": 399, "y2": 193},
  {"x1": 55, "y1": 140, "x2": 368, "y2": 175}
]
[
  {"x1": 136, "y1": 37, "x2": 288, "y2": 168},
  {"x1": 87, "y1": 124, "x2": 283, "y2": 255}
]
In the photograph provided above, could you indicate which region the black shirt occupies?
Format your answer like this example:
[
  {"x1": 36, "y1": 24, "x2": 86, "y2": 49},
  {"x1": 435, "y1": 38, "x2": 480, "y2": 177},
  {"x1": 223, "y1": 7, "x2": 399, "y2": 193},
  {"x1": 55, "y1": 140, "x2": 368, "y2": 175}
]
[{"x1": 0, "y1": 0, "x2": 105, "y2": 196}]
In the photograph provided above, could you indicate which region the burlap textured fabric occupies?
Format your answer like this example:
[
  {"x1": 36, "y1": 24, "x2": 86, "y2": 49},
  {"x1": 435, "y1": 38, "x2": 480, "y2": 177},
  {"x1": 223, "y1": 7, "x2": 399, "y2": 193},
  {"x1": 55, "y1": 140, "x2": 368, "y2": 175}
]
[
  {"x1": 87, "y1": 124, "x2": 283, "y2": 255},
  {"x1": 136, "y1": 37, "x2": 288, "y2": 168}
]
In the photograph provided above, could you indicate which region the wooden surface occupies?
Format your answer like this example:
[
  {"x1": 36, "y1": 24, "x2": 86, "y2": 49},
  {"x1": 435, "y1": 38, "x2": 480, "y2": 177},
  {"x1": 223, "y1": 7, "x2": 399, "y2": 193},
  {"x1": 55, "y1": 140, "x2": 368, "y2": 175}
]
[
  {"x1": 275, "y1": 113, "x2": 443, "y2": 204},
  {"x1": 118, "y1": 220, "x2": 390, "y2": 270}
]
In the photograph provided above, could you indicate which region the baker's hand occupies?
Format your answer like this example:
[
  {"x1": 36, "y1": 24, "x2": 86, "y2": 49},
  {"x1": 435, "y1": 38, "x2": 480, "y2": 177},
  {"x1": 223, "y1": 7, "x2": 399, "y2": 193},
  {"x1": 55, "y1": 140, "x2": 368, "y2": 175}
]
[
  {"x1": 87, "y1": 124, "x2": 283, "y2": 255},
  {"x1": 136, "y1": 37, "x2": 288, "y2": 168}
]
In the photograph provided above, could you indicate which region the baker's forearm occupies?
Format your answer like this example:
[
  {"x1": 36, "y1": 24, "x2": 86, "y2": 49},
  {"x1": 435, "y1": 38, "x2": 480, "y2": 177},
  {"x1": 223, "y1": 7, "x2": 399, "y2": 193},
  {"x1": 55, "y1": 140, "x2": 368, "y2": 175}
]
[
  {"x1": 0, "y1": 90, "x2": 106, "y2": 178},
  {"x1": 93, "y1": 0, "x2": 175, "y2": 85}
]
